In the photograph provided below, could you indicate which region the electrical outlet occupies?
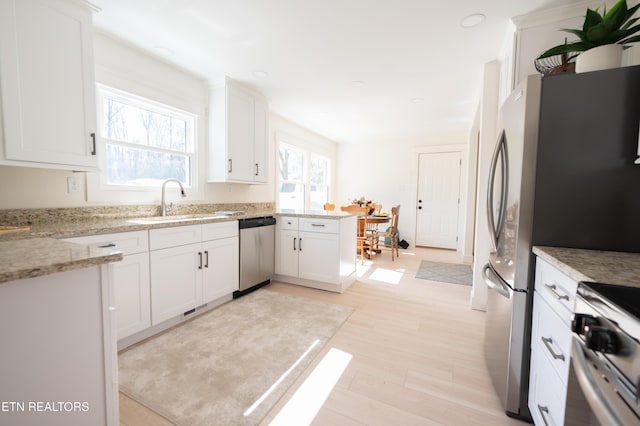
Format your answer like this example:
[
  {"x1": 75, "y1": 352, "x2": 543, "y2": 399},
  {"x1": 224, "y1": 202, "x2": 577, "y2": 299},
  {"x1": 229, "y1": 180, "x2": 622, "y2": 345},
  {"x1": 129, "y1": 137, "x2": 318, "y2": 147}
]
[{"x1": 67, "y1": 176, "x2": 81, "y2": 194}]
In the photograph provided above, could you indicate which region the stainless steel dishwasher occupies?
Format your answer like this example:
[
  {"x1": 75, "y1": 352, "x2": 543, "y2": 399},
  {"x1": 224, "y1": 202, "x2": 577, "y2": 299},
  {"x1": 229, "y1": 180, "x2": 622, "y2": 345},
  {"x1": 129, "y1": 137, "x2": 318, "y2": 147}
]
[{"x1": 235, "y1": 216, "x2": 276, "y2": 298}]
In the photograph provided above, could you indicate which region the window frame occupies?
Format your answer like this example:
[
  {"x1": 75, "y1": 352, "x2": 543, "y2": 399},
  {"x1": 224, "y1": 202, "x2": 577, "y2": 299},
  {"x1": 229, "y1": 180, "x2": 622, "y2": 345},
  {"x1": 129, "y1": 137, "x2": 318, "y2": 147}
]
[{"x1": 95, "y1": 84, "x2": 198, "y2": 192}]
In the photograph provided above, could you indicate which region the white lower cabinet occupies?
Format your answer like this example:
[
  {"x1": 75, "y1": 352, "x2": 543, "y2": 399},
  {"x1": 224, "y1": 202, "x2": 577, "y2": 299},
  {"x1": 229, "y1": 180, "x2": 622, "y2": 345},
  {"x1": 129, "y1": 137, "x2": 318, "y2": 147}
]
[
  {"x1": 202, "y1": 236, "x2": 239, "y2": 302},
  {"x1": 150, "y1": 242, "x2": 203, "y2": 324},
  {"x1": 62, "y1": 230, "x2": 150, "y2": 340},
  {"x1": 149, "y1": 221, "x2": 239, "y2": 325},
  {"x1": 275, "y1": 215, "x2": 356, "y2": 292},
  {"x1": 298, "y1": 230, "x2": 339, "y2": 283},
  {"x1": 529, "y1": 257, "x2": 579, "y2": 425}
]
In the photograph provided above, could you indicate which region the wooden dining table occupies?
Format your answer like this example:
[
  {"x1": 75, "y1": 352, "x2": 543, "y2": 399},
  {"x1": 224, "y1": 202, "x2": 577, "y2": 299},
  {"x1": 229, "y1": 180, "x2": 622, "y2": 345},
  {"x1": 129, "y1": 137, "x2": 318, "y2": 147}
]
[{"x1": 358, "y1": 215, "x2": 391, "y2": 257}]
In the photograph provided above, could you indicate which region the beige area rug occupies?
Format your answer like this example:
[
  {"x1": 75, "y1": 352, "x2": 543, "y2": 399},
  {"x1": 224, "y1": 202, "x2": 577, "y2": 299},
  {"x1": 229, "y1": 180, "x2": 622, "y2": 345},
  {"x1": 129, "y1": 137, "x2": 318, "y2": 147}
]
[{"x1": 118, "y1": 289, "x2": 352, "y2": 426}]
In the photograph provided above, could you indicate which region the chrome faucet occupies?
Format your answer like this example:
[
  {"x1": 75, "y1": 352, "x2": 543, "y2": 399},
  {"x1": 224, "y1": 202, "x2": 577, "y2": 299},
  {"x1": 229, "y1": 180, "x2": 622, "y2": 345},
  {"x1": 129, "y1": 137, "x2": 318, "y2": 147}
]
[{"x1": 161, "y1": 179, "x2": 186, "y2": 216}]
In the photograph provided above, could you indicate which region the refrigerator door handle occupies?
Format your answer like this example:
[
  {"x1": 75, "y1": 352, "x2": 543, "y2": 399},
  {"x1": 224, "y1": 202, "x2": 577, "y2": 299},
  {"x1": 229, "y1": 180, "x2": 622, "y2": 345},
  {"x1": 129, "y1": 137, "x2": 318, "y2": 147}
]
[
  {"x1": 496, "y1": 134, "x2": 509, "y2": 241},
  {"x1": 487, "y1": 130, "x2": 508, "y2": 252},
  {"x1": 486, "y1": 131, "x2": 504, "y2": 251},
  {"x1": 482, "y1": 263, "x2": 511, "y2": 299}
]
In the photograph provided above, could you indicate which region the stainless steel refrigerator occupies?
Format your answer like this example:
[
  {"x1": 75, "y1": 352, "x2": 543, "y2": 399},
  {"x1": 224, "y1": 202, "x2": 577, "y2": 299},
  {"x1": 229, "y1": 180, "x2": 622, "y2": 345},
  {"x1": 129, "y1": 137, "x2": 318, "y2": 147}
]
[{"x1": 482, "y1": 65, "x2": 640, "y2": 421}]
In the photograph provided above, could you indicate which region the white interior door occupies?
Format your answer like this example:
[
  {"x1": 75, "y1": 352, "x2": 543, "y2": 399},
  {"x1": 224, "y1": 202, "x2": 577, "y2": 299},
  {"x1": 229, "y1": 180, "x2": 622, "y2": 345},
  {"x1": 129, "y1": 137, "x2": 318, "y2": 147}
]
[{"x1": 415, "y1": 151, "x2": 462, "y2": 249}]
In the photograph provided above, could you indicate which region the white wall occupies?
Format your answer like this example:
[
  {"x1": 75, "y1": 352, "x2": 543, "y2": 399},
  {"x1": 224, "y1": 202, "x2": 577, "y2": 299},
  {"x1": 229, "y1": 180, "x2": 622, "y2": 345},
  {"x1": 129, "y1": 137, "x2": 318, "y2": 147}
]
[
  {"x1": 0, "y1": 33, "x2": 342, "y2": 210},
  {"x1": 335, "y1": 128, "x2": 472, "y2": 250},
  {"x1": 471, "y1": 60, "x2": 501, "y2": 312}
]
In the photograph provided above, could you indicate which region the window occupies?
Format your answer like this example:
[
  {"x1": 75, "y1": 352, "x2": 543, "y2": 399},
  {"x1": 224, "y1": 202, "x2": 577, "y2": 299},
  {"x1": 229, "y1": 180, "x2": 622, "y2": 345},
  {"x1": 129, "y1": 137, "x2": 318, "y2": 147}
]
[
  {"x1": 278, "y1": 143, "x2": 330, "y2": 211},
  {"x1": 97, "y1": 86, "x2": 196, "y2": 189}
]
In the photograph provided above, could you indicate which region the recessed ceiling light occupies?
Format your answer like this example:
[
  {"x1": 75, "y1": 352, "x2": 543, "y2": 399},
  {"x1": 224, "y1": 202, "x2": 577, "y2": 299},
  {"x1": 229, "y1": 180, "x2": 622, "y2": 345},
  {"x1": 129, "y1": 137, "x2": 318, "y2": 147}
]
[
  {"x1": 351, "y1": 80, "x2": 365, "y2": 87},
  {"x1": 461, "y1": 13, "x2": 486, "y2": 28},
  {"x1": 153, "y1": 46, "x2": 173, "y2": 57},
  {"x1": 253, "y1": 70, "x2": 268, "y2": 79}
]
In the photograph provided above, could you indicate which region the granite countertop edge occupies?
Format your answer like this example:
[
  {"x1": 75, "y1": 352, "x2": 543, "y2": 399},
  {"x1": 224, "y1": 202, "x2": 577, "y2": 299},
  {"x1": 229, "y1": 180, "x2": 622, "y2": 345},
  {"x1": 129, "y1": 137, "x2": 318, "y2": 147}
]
[
  {"x1": 0, "y1": 210, "x2": 354, "y2": 283},
  {"x1": 533, "y1": 246, "x2": 640, "y2": 287}
]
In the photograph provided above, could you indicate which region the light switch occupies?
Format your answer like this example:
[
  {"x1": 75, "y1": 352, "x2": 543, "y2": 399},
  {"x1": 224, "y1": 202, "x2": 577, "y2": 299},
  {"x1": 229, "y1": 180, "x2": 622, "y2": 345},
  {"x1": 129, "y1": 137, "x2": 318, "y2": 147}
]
[{"x1": 67, "y1": 176, "x2": 81, "y2": 194}]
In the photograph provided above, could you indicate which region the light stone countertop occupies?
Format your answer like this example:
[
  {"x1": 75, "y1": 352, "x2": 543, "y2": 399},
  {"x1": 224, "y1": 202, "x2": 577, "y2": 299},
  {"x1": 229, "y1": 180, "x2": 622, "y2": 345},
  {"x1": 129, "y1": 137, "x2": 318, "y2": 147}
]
[
  {"x1": 0, "y1": 238, "x2": 123, "y2": 284},
  {"x1": 533, "y1": 246, "x2": 640, "y2": 288},
  {"x1": 0, "y1": 209, "x2": 354, "y2": 283}
]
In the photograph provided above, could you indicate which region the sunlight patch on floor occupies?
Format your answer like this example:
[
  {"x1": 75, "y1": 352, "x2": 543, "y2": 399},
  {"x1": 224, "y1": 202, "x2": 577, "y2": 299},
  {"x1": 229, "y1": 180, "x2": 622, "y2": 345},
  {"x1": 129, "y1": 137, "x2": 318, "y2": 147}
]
[
  {"x1": 269, "y1": 348, "x2": 353, "y2": 426},
  {"x1": 368, "y1": 267, "x2": 404, "y2": 285},
  {"x1": 244, "y1": 339, "x2": 320, "y2": 417}
]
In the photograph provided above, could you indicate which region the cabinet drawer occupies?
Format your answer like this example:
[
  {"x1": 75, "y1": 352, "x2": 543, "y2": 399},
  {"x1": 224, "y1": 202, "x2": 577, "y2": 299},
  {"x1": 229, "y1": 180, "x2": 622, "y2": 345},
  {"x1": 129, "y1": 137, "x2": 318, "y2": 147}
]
[
  {"x1": 202, "y1": 220, "x2": 238, "y2": 241},
  {"x1": 279, "y1": 216, "x2": 298, "y2": 231},
  {"x1": 149, "y1": 224, "x2": 202, "y2": 250},
  {"x1": 299, "y1": 218, "x2": 339, "y2": 234},
  {"x1": 535, "y1": 257, "x2": 577, "y2": 321},
  {"x1": 529, "y1": 346, "x2": 567, "y2": 426},
  {"x1": 532, "y1": 293, "x2": 571, "y2": 386},
  {"x1": 62, "y1": 230, "x2": 149, "y2": 255}
]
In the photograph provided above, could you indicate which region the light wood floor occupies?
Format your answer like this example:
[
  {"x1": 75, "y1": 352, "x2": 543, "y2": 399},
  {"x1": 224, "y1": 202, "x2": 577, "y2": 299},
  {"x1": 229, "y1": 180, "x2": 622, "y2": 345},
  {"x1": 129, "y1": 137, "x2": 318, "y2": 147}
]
[{"x1": 119, "y1": 247, "x2": 525, "y2": 426}]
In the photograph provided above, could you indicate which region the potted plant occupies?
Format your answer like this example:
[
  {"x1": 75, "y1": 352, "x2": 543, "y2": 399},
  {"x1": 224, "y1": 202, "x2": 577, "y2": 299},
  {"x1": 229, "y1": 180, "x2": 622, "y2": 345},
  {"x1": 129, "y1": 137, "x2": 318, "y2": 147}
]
[{"x1": 537, "y1": 0, "x2": 640, "y2": 73}]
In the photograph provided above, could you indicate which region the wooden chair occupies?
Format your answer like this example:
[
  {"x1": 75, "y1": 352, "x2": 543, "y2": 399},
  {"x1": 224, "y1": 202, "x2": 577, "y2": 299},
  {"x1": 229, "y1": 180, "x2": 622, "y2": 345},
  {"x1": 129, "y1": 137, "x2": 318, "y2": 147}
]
[
  {"x1": 356, "y1": 215, "x2": 374, "y2": 264},
  {"x1": 376, "y1": 205, "x2": 400, "y2": 260},
  {"x1": 323, "y1": 202, "x2": 335, "y2": 211}
]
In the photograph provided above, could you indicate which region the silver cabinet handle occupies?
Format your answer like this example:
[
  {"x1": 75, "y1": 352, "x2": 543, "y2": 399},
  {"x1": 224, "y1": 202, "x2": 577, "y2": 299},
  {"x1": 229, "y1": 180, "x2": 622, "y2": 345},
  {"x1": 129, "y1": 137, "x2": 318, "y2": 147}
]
[
  {"x1": 544, "y1": 283, "x2": 570, "y2": 301},
  {"x1": 98, "y1": 243, "x2": 116, "y2": 248},
  {"x1": 255, "y1": 163, "x2": 259, "y2": 176},
  {"x1": 228, "y1": 159, "x2": 232, "y2": 173},
  {"x1": 299, "y1": 238, "x2": 302, "y2": 251},
  {"x1": 198, "y1": 251, "x2": 203, "y2": 269},
  {"x1": 541, "y1": 336, "x2": 565, "y2": 361},
  {"x1": 204, "y1": 250, "x2": 209, "y2": 268},
  {"x1": 311, "y1": 223, "x2": 325, "y2": 227},
  {"x1": 537, "y1": 405, "x2": 550, "y2": 426},
  {"x1": 293, "y1": 237, "x2": 296, "y2": 251}
]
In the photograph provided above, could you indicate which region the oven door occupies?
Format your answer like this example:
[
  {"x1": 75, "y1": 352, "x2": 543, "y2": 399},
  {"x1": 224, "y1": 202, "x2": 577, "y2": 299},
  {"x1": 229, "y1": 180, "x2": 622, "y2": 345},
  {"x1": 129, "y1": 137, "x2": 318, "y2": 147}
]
[{"x1": 570, "y1": 336, "x2": 640, "y2": 426}]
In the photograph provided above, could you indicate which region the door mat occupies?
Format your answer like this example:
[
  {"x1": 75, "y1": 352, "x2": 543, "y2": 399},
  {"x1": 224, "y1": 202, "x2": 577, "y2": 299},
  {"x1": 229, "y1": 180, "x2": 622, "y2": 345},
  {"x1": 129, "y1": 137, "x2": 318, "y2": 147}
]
[
  {"x1": 415, "y1": 260, "x2": 473, "y2": 286},
  {"x1": 118, "y1": 289, "x2": 352, "y2": 426}
]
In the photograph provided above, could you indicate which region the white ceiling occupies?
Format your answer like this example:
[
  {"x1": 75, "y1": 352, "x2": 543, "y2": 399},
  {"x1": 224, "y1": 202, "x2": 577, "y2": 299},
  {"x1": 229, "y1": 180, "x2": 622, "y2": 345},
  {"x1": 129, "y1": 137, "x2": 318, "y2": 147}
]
[{"x1": 91, "y1": 0, "x2": 583, "y2": 144}]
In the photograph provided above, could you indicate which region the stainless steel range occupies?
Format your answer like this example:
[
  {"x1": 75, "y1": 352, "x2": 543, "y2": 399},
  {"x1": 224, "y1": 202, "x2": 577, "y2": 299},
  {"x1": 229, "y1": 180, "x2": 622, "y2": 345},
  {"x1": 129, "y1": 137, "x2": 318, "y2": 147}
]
[{"x1": 571, "y1": 281, "x2": 640, "y2": 426}]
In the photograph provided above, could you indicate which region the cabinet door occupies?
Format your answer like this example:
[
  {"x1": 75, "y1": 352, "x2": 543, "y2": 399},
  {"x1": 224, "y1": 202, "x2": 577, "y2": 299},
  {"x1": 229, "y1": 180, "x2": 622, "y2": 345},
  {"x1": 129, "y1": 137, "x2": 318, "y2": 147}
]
[
  {"x1": 202, "y1": 237, "x2": 239, "y2": 303},
  {"x1": 113, "y1": 252, "x2": 151, "y2": 339},
  {"x1": 276, "y1": 229, "x2": 299, "y2": 277},
  {"x1": 226, "y1": 84, "x2": 254, "y2": 182},
  {"x1": 528, "y1": 346, "x2": 567, "y2": 426},
  {"x1": 0, "y1": 0, "x2": 97, "y2": 169},
  {"x1": 298, "y1": 231, "x2": 339, "y2": 283},
  {"x1": 253, "y1": 97, "x2": 268, "y2": 183},
  {"x1": 150, "y1": 243, "x2": 203, "y2": 324}
]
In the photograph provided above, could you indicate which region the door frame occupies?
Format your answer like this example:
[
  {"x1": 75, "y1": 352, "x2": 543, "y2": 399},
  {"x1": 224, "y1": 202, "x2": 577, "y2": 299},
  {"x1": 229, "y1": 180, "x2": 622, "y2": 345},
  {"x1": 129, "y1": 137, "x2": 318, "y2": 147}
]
[{"x1": 412, "y1": 143, "x2": 475, "y2": 261}]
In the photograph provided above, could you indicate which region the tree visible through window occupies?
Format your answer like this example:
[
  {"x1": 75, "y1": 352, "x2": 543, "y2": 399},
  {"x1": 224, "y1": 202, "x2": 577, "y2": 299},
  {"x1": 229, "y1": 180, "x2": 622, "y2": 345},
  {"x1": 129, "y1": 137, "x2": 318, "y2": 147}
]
[
  {"x1": 278, "y1": 143, "x2": 330, "y2": 210},
  {"x1": 98, "y1": 87, "x2": 196, "y2": 188}
]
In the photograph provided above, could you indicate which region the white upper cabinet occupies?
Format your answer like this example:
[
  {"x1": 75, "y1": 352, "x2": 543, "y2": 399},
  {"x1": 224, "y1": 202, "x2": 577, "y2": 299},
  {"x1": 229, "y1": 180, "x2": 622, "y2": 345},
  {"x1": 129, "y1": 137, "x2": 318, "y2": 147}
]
[
  {"x1": 208, "y1": 79, "x2": 268, "y2": 184},
  {"x1": 0, "y1": 0, "x2": 98, "y2": 170},
  {"x1": 498, "y1": 0, "x2": 639, "y2": 106}
]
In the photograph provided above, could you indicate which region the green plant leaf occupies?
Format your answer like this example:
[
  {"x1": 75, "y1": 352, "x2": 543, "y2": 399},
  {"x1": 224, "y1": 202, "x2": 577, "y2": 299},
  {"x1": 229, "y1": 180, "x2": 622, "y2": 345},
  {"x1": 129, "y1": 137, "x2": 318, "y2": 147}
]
[
  {"x1": 583, "y1": 8, "x2": 604, "y2": 31},
  {"x1": 625, "y1": 3, "x2": 640, "y2": 20},
  {"x1": 586, "y1": 21, "x2": 615, "y2": 43},
  {"x1": 621, "y1": 34, "x2": 640, "y2": 44},
  {"x1": 561, "y1": 28, "x2": 589, "y2": 42},
  {"x1": 537, "y1": 41, "x2": 593, "y2": 59},
  {"x1": 615, "y1": 23, "x2": 640, "y2": 41},
  {"x1": 622, "y1": 17, "x2": 640, "y2": 31},
  {"x1": 603, "y1": 0, "x2": 627, "y2": 29}
]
